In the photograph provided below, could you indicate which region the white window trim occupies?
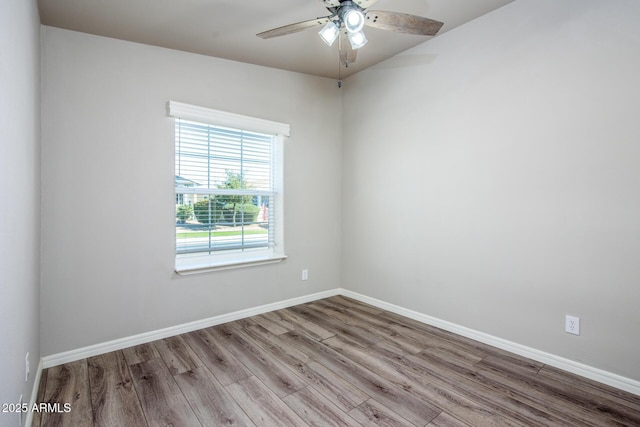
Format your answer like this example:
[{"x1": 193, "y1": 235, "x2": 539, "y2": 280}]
[
  {"x1": 175, "y1": 252, "x2": 288, "y2": 275},
  {"x1": 168, "y1": 101, "x2": 288, "y2": 274},
  {"x1": 168, "y1": 101, "x2": 290, "y2": 136}
]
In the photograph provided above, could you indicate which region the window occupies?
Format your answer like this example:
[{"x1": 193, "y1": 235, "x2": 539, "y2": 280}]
[{"x1": 168, "y1": 101, "x2": 289, "y2": 274}]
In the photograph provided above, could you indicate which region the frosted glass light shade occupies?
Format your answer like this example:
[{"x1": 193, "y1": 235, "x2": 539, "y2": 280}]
[
  {"x1": 318, "y1": 21, "x2": 340, "y2": 46},
  {"x1": 348, "y1": 30, "x2": 368, "y2": 49},
  {"x1": 344, "y1": 9, "x2": 365, "y2": 33}
]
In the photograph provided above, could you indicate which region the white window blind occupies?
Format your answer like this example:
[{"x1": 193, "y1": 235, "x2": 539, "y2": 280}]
[{"x1": 169, "y1": 101, "x2": 287, "y2": 273}]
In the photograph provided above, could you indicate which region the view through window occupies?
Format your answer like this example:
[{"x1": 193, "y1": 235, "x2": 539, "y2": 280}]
[
  {"x1": 175, "y1": 119, "x2": 275, "y2": 258},
  {"x1": 169, "y1": 101, "x2": 288, "y2": 273}
]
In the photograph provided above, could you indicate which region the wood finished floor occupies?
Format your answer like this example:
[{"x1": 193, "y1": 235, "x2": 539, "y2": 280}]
[{"x1": 33, "y1": 296, "x2": 640, "y2": 426}]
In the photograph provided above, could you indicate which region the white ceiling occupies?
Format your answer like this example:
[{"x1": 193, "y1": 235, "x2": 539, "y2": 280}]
[{"x1": 38, "y1": 0, "x2": 514, "y2": 80}]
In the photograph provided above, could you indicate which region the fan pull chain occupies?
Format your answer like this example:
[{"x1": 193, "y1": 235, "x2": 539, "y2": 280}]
[{"x1": 337, "y1": 50, "x2": 342, "y2": 88}]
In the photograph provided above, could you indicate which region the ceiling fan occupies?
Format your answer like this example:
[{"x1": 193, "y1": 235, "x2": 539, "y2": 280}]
[{"x1": 257, "y1": 0, "x2": 444, "y2": 68}]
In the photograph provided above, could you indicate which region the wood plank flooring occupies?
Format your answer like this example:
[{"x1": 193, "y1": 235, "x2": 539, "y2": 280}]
[{"x1": 32, "y1": 296, "x2": 640, "y2": 426}]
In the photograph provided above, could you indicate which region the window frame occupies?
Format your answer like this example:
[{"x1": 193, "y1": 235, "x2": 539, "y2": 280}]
[{"x1": 168, "y1": 101, "x2": 289, "y2": 274}]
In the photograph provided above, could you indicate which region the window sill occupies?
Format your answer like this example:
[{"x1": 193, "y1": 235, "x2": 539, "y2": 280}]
[{"x1": 175, "y1": 254, "x2": 287, "y2": 275}]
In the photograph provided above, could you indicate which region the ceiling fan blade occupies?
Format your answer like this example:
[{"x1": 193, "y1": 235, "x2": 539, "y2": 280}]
[
  {"x1": 339, "y1": 30, "x2": 357, "y2": 67},
  {"x1": 257, "y1": 17, "x2": 330, "y2": 39},
  {"x1": 365, "y1": 10, "x2": 444, "y2": 36},
  {"x1": 321, "y1": 0, "x2": 341, "y2": 7},
  {"x1": 353, "y1": 0, "x2": 379, "y2": 8}
]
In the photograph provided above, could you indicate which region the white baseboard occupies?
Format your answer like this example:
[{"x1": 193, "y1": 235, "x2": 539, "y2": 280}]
[
  {"x1": 24, "y1": 357, "x2": 43, "y2": 427},
  {"x1": 340, "y1": 289, "x2": 640, "y2": 397},
  {"x1": 40, "y1": 287, "x2": 640, "y2": 397},
  {"x1": 41, "y1": 288, "x2": 340, "y2": 369}
]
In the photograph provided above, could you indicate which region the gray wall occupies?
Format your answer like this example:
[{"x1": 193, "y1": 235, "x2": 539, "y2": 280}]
[
  {"x1": 35, "y1": 0, "x2": 640, "y2": 389},
  {"x1": 0, "y1": 0, "x2": 41, "y2": 419},
  {"x1": 342, "y1": 0, "x2": 640, "y2": 381},
  {"x1": 40, "y1": 27, "x2": 342, "y2": 355}
]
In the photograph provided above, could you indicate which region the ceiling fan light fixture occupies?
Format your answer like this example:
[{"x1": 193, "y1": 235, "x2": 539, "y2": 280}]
[
  {"x1": 318, "y1": 20, "x2": 340, "y2": 46},
  {"x1": 348, "y1": 30, "x2": 368, "y2": 50},
  {"x1": 343, "y1": 8, "x2": 365, "y2": 33}
]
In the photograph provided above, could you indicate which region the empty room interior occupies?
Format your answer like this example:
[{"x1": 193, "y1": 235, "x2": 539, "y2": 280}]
[{"x1": 2, "y1": 0, "x2": 640, "y2": 425}]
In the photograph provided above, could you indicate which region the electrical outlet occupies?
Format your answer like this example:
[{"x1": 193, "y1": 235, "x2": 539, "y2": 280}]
[
  {"x1": 25, "y1": 352, "x2": 29, "y2": 382},
  {"x1": 565, "y1": 315, "x2": 580, "y2": 335},
  {"x1": 301, "y1": 269, "x2": 308, "y2": 281}
]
